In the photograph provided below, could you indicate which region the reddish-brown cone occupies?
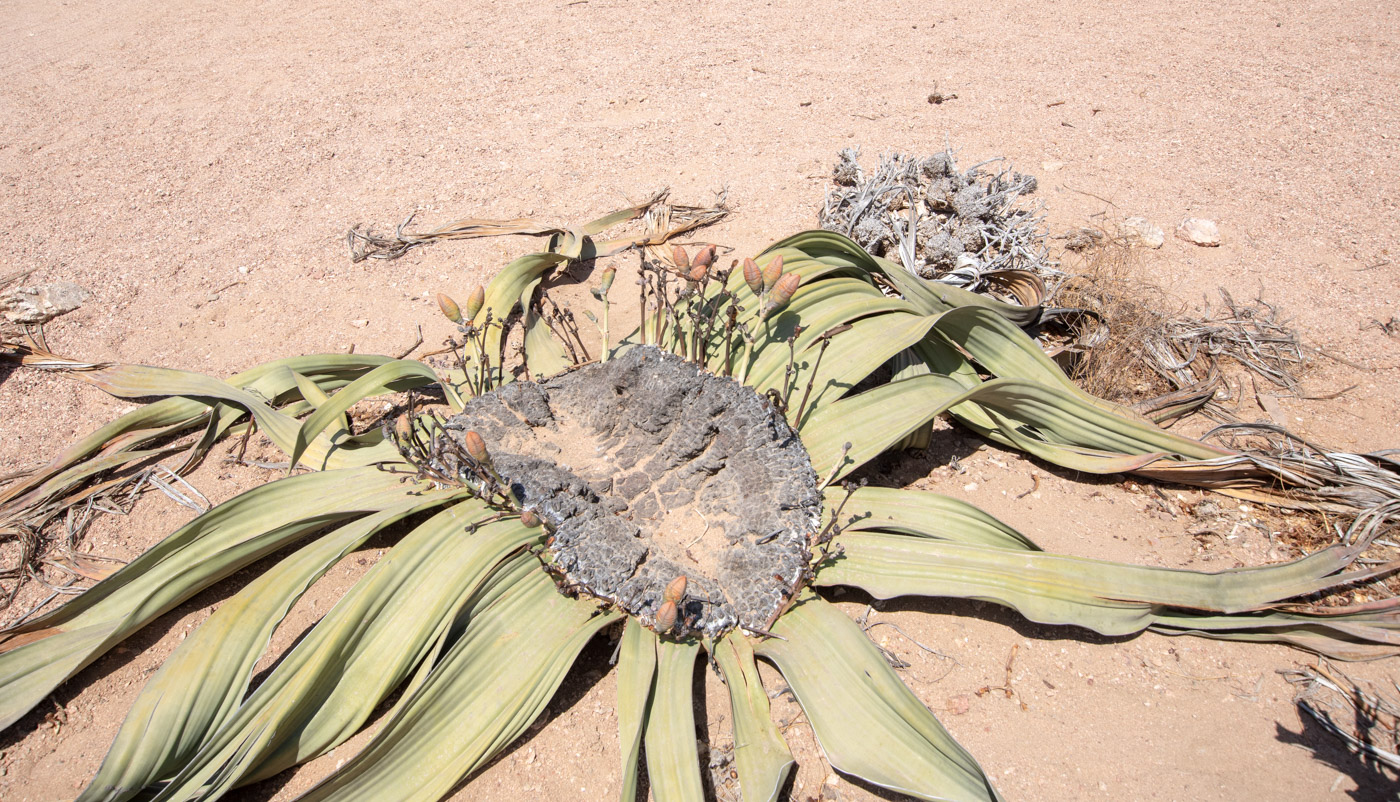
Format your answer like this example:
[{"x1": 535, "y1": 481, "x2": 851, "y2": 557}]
[
  {"x1": 655, "y1": 600, "x2": 678, "y2": 633},
  {"x1": 663, "y1": 575, "x2": 688, "y2": 605},
  {"x1": 462, "y1": 430, "x2": 490, "y2": 464},
  {"x1": 692, "y1": 244, "x2": 716, "y2": 269},
  {"x1": 742, "y1": 257, "x2": 763, "y2": 295},
  {"x1": 771, "y1": 272, "x2": 801, "y2": 306},
  {"x1": 436, "y1": 293, "x2": 462, "y2": 324},
  {"x1": 761, "y1": 254, "x2": 784, "y2": 293},
  {"x1": 671, "y1": 244, "x2": 690, "y2": 270},
  {"x1": 465, "y1": 285, "x2": 485, "y2": 320}
]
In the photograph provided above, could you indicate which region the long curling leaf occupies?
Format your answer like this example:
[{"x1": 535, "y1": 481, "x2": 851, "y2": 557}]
[
  {"x1": 801, "y1": 373, "x2": 986, "y2": 481},
  {"x1": 147, "y1": 506, "x2": 541, "y2": 800},
  {"x1": 54, "y1": 364, "x2": 384, "y2": 470},
  {"x1": 79, "y1": 490, "x2": 468, "y2": 802},
  {"x1": 287, "y1": 360, "x2": 444, "y2": 469},
  {"x1": 714, "y1": 634, "x2": 793, "y2": 802},
  {"x1": 4, "y1": 352, "x2": 399, "y2": 495},
  {"x1": 801, "y1": 372, "x2": 1235, "y2": 484},
  {"x1": 731, "y1": 277, "x2": 904, "y2": 380},
  {"x1": 521, "y1": 276, "x2": 573, "y2": 378},
  {"x1": 756, "y1": 595, "x2": 998, "y2": 802},
  {"x1": 644, "y1": 639, "x2": 705, "y2": 802},
  {"x1": 826, "y1": 486, "x2": 1039, "y2": 551},
  {"x1": 1, "y1": 353, "x2": 400, "y2": 521},
  {"x1": 759, "y1": 230, "x2": 1040, "y2": 326},
  {"x1": 475, "y1": 251, "x2": 571, "y2": 369},
  {"x1": 615, "y1": 619, "x2": 657, "y2": 802},
  {"x1": 750, "y1": 313, "x2": 938, "y2": 422},
  {"x1": 1149, "y1": 610, "x2": 1400, "y2": 660},
  {"x1": 816, "y1": 532, "x2": 1383, "y2": 637},
  {"x1": 295, "y1": 564, "x2": 616, "y2": 802},
  {"x1": 0, "y1": 467, "x2": 417, "y2": 731}
]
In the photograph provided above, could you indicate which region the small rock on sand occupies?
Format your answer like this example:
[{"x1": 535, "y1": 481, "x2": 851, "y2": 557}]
[
  {"x1": 1176, "y1": 217, "x2": 1221, "y2": 246},
  {"x1": 2, "y1": 282, "x2": 93, "y2": 324},
  {"x1": 1122, "y1": 216, "x2": 1165, "y2": 248}
]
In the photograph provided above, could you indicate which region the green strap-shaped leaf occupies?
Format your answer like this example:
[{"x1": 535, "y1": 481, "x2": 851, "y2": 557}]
[
  {"x1": 972, "y1": 407, "x2": 1174, "y2": 474},
  {"x1": 476, "y1": 251, "x2": 571, "y2": 367},
  {"x1": 713, "y1": 635, "x2": 793, "y2": 802},
  {"x1": 756, "y1": 595, "x2": 998, "y2": 802},
  {"x1": 79, "y1": 491, "x2": 470, "y2": 802},
  {"x1": 291, "y1": 369, "x2": 334, "y2": 408},
  {"x1": 644, "y1": 638, "x2": 705, "y2": 802},
  {"x1": 287, "y1": 360, "x2": 443, "y2": 469},
  {"x1": 1149, "y1": 610, "x2": 1400, "y2": 660},
  {"x1": 148, "y1": 508, "x2": 542, "y2": 800},
  {"x1": 5, "y1": 352, "x2": 400, "y2": 502},
  {"x1": 296, "y1": 565, "x2": 616, "y2": 802},
  {"x1": 800, "y1": 373, "x2": 984, "y2": 481},
  {"x1": 730, "y1": 278, "x2": 904, "y2": 377},
  {"x1": 952, "y1": 376, "x2": 1225, "y2": 462},
  {"x1": 521, "y1": 276, "x2": 573, "y2": 378},
  {"x1": 616, "y1": 619, "x2": 658, "y2": 802},
  {"x1": 2, "y1": 354, "x2": 398, "y2": 522},
  {"x1": 68, "y1": 366, "x2": 301, "y2": 459},
  {"x1": 0, "y1": 467, "x2": 416, "y2": 731},
  {"x1": 802, "y1": 370, "x2": 1239, "y2": 484},
  {"x1": 57, "y1": 363, "x2": 400, "y2": 470},
  {"x1": 789, "y1": 314, "x2": 943, "y2": 420},
  {"x1": 816, "y1": 532, "x2": 1380, "y2": 637},
  {"x1": 826, "y1": 486, "x2": 1039, "y2": 551},
  {"x1": 748, "y1": 311, "x2": 934, "y2": 413}
]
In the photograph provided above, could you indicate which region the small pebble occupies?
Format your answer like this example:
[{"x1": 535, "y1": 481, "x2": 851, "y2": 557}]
[
  {"x1": 1177, "y1": 217, "x2": 1221, "y2": 246},
  {"x1": 1122, "y1": 216, "x2": 1165, "y2": 248}
]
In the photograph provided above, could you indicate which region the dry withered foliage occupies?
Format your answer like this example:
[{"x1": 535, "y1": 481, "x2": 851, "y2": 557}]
[
  {"x1": 1283, "y1": 661, "x2": 1400, "y2": 776},
  {"x1": 1050, "y1": 231, "x2": 1178, "y2": 404},
  {"x1": 1050, "y1": 229, "x2": 1307, "y2": 424}
]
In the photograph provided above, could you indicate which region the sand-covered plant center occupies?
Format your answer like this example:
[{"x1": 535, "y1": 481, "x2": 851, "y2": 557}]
[{"x1": 441, "y1": 346, "x2": 822, "y2": 637}]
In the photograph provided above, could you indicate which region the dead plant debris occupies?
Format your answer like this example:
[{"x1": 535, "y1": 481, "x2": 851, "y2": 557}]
[
  {"x1": 819, "y1": 147, "x2": 1054, "y2": 292},
  {"x1": 345, "y1": 188, "x2": 729, "y2": 263},
  {"x1": 1283, "y1": 661, "x2": 1400, "y2": 775}
]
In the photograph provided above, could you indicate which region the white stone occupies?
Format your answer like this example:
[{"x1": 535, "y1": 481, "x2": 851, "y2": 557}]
[
  {"x1": 1176, "y1": 217, "x2": 1221, "y2": 246},
  {"x1": 1122, "y1": 216, "x2": 1165, "y2": 249},
  {"x1": 1, "y1": 282, "x2": 92, "y2": 324}
]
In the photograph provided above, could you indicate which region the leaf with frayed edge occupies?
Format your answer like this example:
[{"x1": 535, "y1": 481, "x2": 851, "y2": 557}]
[
  {"x1": 615, "y1": 619, "x2": 657, "y2": 802},
  {"x1": 644, "y1": 638, "x2": 705, "y2": 802},
  {"x1": 0, "y1": 467, "x2": 418, "y2": 731},
  {"x1": 817, "y1": 532, "x2": 1391, "y2": 639},
  {"x1": 756, "y1": 595, "x2": 999, "y2": 802},
  {"x1": 714, "y1": 634, "x2": 794, "y2": 802},
  {"x1": 295, "y1": 562, "x2": 616, "y2": 802}
]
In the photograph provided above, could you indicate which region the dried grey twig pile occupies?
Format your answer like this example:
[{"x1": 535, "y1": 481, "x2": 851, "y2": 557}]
[
  {"x1": 819, "y1": 147, "x2": 1055, "y2": 291},
  {"x1": 1283, "y1": 661, "x2": 1400, "y2": 774}
]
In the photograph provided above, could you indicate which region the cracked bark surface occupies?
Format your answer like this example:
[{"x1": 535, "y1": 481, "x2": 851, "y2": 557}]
[{"x1": 445, "y1": 346, "x2": 821, "y2": 636}]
